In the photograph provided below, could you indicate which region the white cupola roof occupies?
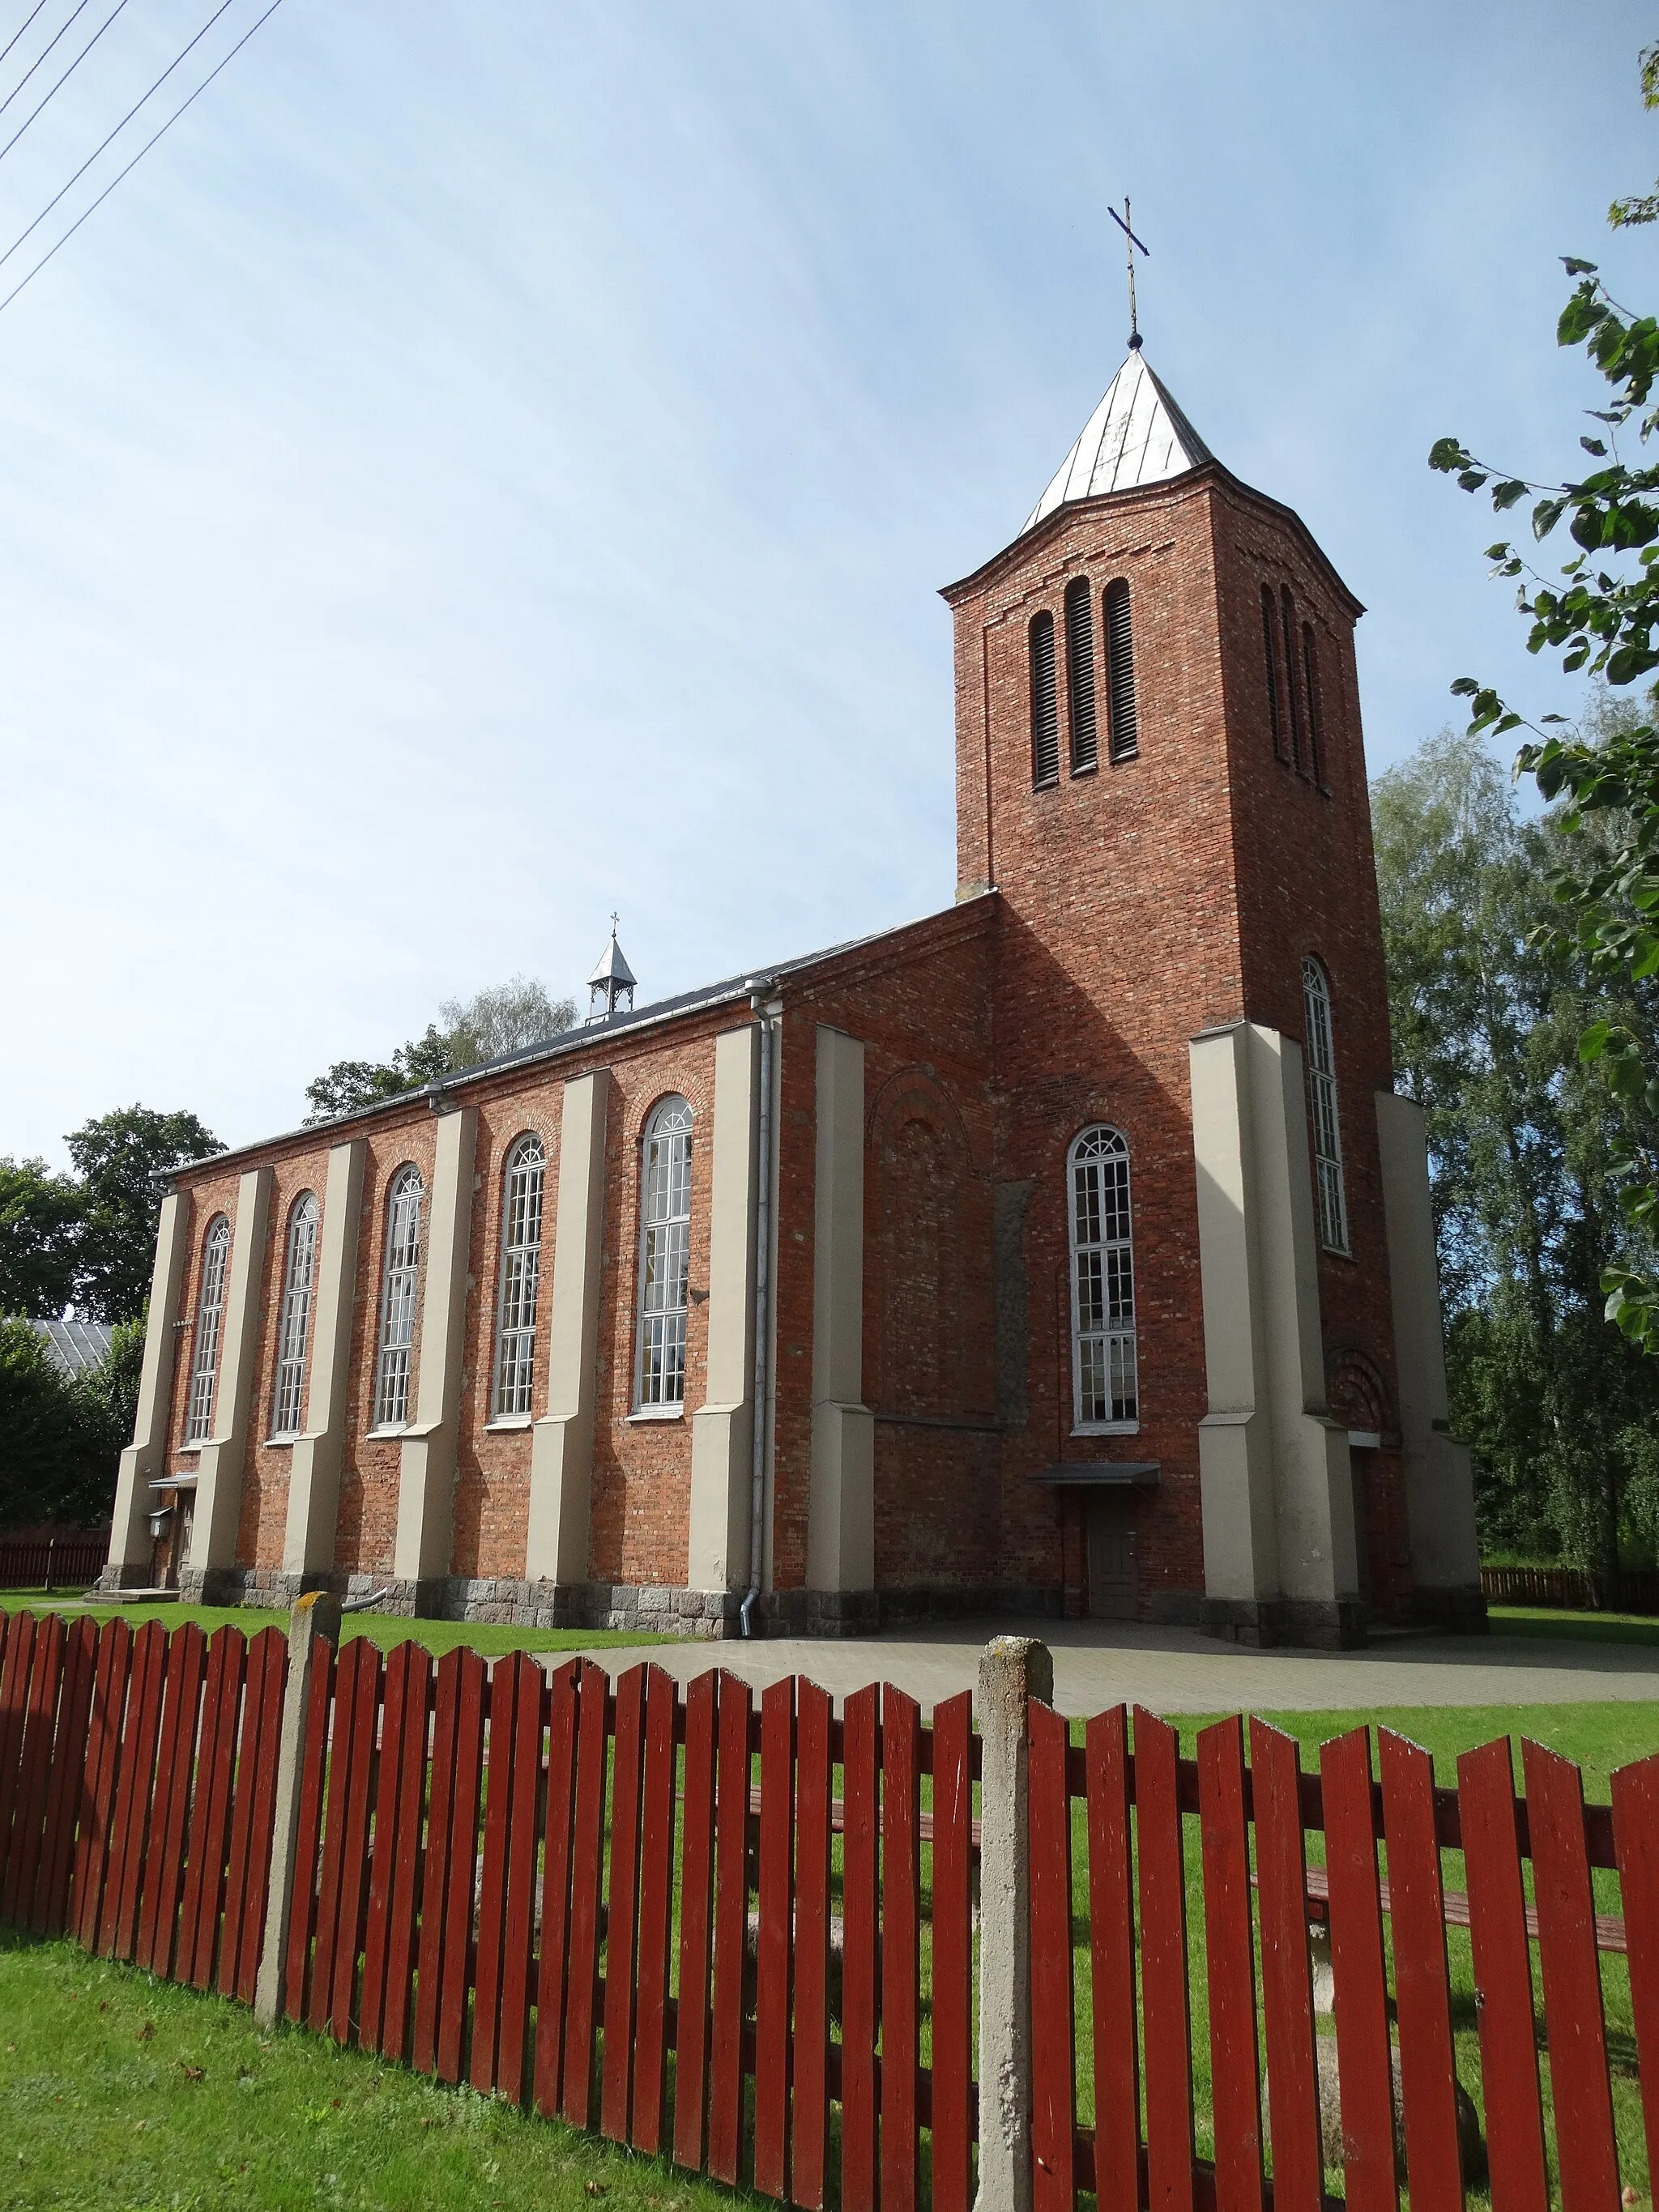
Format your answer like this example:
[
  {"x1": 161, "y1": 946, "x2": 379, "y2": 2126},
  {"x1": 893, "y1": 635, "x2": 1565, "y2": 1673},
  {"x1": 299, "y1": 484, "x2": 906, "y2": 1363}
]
[
  {"x1": 1021, "y1": 348, "x2": 1213, "y2": 535},
  {"x1": 586, "y1": 917, "x2": 638, "y2": 1022}
]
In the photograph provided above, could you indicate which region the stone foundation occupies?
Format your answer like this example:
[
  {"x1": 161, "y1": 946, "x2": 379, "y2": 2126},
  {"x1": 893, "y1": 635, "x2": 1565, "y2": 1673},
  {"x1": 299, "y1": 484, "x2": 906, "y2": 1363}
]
[{"x1": 1198, "y1": 1595, "x2": 1368, "y2": 1651}]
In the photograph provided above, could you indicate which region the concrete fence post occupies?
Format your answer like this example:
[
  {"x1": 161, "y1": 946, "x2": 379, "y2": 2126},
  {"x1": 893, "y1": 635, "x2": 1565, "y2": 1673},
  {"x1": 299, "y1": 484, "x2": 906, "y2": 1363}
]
[
  {"x1": 253, "y1": 1591, "x2": 341, "y2": 2025},
  {"x1": 974, "y1": 1634, "x2": 1054, "y2": 2212}
]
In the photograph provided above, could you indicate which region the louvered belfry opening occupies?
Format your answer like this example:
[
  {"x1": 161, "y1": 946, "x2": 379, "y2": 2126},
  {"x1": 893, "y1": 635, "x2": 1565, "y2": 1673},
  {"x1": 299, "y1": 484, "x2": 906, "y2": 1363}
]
[
  {"x1": 1064, "y1": 576, "x2": 1099, "y2": 774},
  {"x1": 1030, "y1": 611, "x2": 1060, "y2": 788},
  {"x1": 1301, "y1": 621, "x2": 1324, "y2": 787},
  {"x1": 1102, "y1": 579, "x2": 1138, "y2": 762},
  {"x1": 1261, "y1": 584, "x2": 1286, "y2": 761},
  {"x1": 1280, "y1": 585, "x2": 1304, "y2": 773}
]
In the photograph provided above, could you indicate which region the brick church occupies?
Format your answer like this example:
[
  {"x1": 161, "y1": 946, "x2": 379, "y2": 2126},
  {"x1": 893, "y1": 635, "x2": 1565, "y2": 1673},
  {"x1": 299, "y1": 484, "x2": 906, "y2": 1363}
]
[{"x1": 102, "y1": 343, "x2": 1482, "y2": 1647}]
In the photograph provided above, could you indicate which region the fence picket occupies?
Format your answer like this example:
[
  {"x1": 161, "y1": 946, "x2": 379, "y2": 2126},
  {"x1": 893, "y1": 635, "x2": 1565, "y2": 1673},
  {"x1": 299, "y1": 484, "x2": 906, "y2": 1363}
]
[
  {"x1": 1029, "y1": 1696, "x2": 1076, "y2": 2212},
  {"x1": 841, "y1": 1681, "x2": 881, "y2": 2212},
  {"x1": 180, "y1": 1626, "x2": 247, "y2": 1989},
  {"x1": 561, "y1": 1657, "x2": 611, "y2": 2126},
  {"x1": 102, "y1": 1615, "x2": 167, "y2": 1958},
  {"x1": 1086, "y1": 1705, "x2": 1140, "y2": 2212},
  {"x1": 672, "y1": 1667, "x2": 719, "y2": 2172},
  {"x1": 1522, "y1": 1737, "x2": 1622, "y2": 2212},
  {"x1": 599, "y1": 1663, "x2": 647, "y2": 2137},
  {"x1": 413, "y1": 1647, "x2": 463, "y2": 2075},
  {"x1": 929, "y1": 1689, "x2": 975, "y2": 2212},
  {"x1": 325, "y1": 1637, "x2": 382, "y2": 2039},
  {"x1": 532, "y1": 1660, "x2": 581, "y2": 2118},
  {"x1": 1377, "y1": 1729, "x2": 1465, "y2": 2212},
  {"x1": 791, "y1": 1677, "x2": 834, "y2": 2212},
  {"x1": 881, "y1": 1686, "x2": 923, "y2": 2212},
  {"x1": 3, "y1": 1612, "x2": 67, "y2": 1929},
  {"x1": 36, "y1": 1614, "x2": 100, "y2": 1937},
  {"x1": 0, "y1": 1611, "x2": 37, "y2": 1842},
  {"x1": 435, "y1": 1647, "x2": 488, "y2": 2085},
  {"x1": 359, "y1": 1639, "x2": 416, "y2": 2056},
  {"x1": 1250, "y1": 1719, "x2": 1322, "y2": 2212},
  {"x1": 70, "y1": 1616, "x2": 130, "y2": 1948},
  {"x1": 496, "y1": 1652, "x2": 547, "y2": 2109},
  {"x1": 1320, "y1": 1728, "x2": 1398, "y2": 2212},
  {"x1": 1197, "y1": 1716, "x2": 1262, "y2": 2212},
  {"x1": 378, "y1": 1641, "x2": 433, "y2": 2063},
  {"x1": 753, "y1": 1676, "x2": 795, "y2": 2201},
  {"x1": 707, "y1": 1672, "x2": 753, "y2": 2184},
  {"x1": 1137, "y1": 1707, "x2": 1194, "y2": 2212},
  {"x1": 309, "y1": 1636, "x2": 369, "y2": 2035},
  {"x1": 1458, "y1": 1737, "x2": 1548, "y2": 2212},
  {"x1": 1612, "y1": 1750, "x2": 1659, "y2": 2202},
  {"x1": 228, "y1": 1625, "x2": 290, "y2": 2005},
  {"x1": 630, "y1": 1663, "x2": 678, "y2": 2154},
  {"x1": 475, "y1": 1651, "x2": 533, "y2": 2096}
]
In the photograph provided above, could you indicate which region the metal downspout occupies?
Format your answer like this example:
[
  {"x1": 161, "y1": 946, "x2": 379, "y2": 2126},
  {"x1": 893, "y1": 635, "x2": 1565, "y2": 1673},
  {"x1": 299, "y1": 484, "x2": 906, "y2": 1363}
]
[{"x1": 740, "y1": 982, "x2": 776, "y2": 1636}]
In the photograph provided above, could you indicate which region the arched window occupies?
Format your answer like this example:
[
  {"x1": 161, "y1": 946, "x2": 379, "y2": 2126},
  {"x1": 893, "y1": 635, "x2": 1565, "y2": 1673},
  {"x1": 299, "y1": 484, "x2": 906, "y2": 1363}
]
[
  {"x1": 184, "y1": 1214, "x2": 232, "y2": 1442},
  {"x1": 1280, "y1": 586, "x2": 1304, "y2": 773},
  {"x1": 1262, "y1": 585, "x2": 1287, "y2": 761},
  {"x1": 1030, "y1": 611, "x2": 1060, "y2": 789},
  {"x1": 1302, "y1": 957, "x2": 1349, "y2": 1252},
  {"x1": 636, "y1": 1097, "x2": 693, "y2": 1409},
  {"x1": 1064, "y1": 575, "x2": 1099, "y2": 774},
  {"x1": 493, "y1": 1135, "x2": 546, "y2": 1417},
  {"x1": 373, "y1": 1166, "x2": 424, "y2": 1430},
  {"x1": 1068, "y1": 1127, "x2": 1137, "y2": 1430},
  {"x1": 1301, "y1": 622, "x2": 1324, "y2": 788},
  {"x1": 1103, "y1": 578, "x2": 1138, "y2": 762},
  {"x1": 270, "y1": 1192, "x2": 319, "y2": 1438}
]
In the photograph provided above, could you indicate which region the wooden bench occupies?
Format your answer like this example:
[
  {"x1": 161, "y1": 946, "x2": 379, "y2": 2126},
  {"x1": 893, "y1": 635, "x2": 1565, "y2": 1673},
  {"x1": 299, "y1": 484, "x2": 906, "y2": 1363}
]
[{"x1": 1294, "y1": 1860, "x2": 1627, "y2": 1954}]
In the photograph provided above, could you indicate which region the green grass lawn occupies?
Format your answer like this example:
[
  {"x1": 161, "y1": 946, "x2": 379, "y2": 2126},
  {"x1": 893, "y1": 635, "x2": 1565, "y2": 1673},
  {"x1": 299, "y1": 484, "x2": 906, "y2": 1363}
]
[
  {"x1": 0, "y1": 1925, "x2": 748, "y2": 2212},
  {"x1": 1489, "y1": 1603, "x2": 1659, "y2": 1647},
  {"x1": 0, "y1": 1592, "x2": 672, "y2": 1659}
]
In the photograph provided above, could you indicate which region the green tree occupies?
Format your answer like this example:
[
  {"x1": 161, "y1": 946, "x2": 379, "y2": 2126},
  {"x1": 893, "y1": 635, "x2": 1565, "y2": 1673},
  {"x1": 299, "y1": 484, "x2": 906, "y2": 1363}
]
[
  {"x1": 65, "y1": 1107, "x2": 224, "y2": 1324},
  {"x1": 1429, "y1": 40, "x2": 1659, "y2": 1349},
  {"x1": 1373, "y1": 726, "x2": 1659, "y2": 1584},
  {"x1": 0, "y1": 1157, "x2": 83, "y2": 1318},
  {"x1": 0, "y1": 1316, "x2": 139, "y2": 1529},
  {"x1": 303, "y1": 978, "x2": 577, "y2": 1124}
]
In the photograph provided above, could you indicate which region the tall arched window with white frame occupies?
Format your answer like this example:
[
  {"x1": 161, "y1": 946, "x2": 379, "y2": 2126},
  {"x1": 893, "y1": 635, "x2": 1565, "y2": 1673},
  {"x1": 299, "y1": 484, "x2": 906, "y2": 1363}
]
[
  {"x1": 184, "y1": 1214, "x2": 232, "y2": 1442},
  {"x1": 636, "y1": 1096, "x2": 693, "y2": 1409},
  {"x1": 493, "y1": 1134, "x2": 546, "y2": 1417},
  {"x1": 1068, "y1": 1127, "x2": 1137, "y2": 1430},
  {"x1": 373, "y1": 1166, "x2": 424, "y2": 1429},
  {"x1": 1302, "y1": 957, "x2": 1350, "y2": 1252},
  {"x1": 270, "y1": 1192, "x2": 319, "y2": 1438}
]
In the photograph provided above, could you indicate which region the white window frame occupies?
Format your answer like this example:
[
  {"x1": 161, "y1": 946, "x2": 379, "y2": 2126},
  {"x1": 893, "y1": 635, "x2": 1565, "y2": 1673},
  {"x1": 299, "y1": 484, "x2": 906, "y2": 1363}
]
[
  {"x1": 184, "y1": 1215, "x2": 232, "y2": 1443},
  {"x1": 373, "y1": 1166, "x2": 424, "y2": 1430},
  {"x1": 634, "y1": 1096, "x2": 693, "y2": 1410},
  {"x1": 492, "y1": 1134, "x2": 546, "y2": 1419},
  {"x1": 1068, "y1": 1126, "x2": 1138, "y2": 1434},
  {"x1": 270, "y1": 1192, "x2": 319, "y2": 1439},
  {"x1": 1302, "y1": 955, "x2": 1350, "y2": 1254}
]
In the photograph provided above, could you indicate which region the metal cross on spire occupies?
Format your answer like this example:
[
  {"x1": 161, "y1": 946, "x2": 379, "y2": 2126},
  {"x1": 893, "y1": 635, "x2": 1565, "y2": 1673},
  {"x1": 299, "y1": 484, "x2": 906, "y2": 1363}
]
[{"x1": 1108, "y1": 198, "x2": 1149, "y2": 352}]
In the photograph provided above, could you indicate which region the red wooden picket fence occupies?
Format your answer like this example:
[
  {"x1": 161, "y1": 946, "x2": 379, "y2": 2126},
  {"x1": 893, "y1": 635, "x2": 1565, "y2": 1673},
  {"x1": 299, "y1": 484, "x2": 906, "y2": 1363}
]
[
  {"x1": 0, "y1": 1534, "x2": 109, "y2": 1590},
  {"x1": 4, "y1": 1602, "x2": 1659, "y2": 2212}
]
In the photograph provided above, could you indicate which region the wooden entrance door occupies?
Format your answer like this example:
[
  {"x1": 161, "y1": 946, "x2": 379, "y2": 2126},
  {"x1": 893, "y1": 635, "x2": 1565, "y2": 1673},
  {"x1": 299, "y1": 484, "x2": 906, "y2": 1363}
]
[{"x1": 1086, "y1": 1490, "x2": 1139, "y2": 1620}]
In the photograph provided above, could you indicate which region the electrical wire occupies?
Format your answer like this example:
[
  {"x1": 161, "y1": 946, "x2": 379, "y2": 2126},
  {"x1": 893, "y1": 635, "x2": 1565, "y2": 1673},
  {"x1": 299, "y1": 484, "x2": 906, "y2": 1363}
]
[
  {"x1": 0, "y1": 0, "x2": 238, "y2": 271},
  {"x1": 0, "y1": 0, "x2": 91, "y2": 118},
  {"x1": 0, "y1": 0, "x2": 285, "y2": 317},
  {"x1": 0, "y1": 0, "x2": 55, "y2": 76},
  {"x1": 0, "y1": 0, "x2": 134, "y2": 165}
]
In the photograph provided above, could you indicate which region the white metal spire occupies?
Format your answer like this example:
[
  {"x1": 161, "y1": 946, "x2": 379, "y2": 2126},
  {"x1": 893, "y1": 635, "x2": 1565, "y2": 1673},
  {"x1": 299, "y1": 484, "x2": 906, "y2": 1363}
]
[
  {"x1": 586, "y1": 914, "x2": 637, "y2": 1021},
  {"x1": 1021, "y1": 351, "x2": 1213, "y2": 535}
]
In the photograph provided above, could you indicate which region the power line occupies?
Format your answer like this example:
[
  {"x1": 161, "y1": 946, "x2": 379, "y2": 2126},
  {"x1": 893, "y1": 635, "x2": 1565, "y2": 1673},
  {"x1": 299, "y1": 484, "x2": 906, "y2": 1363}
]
[
  {"x1": 0, "y1": 0, "x2": 92, "y2": 118},
  {"x1": 0, "y1": 1, "x2": 55, "y2": 75},
  {"x1": 0, "y1": 0, "x2": 134, "y2": 165},
  {"x1": 0, "y1": 0, "x2": 286, "y2": 318},
  {"x1": 0, "y1": 0, "x2": 238, "y2": 271}
]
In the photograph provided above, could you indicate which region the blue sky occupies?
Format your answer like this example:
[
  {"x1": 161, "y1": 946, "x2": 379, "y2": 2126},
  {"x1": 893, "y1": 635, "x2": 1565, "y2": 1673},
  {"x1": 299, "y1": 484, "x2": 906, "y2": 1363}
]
[{"x1": 2, "y1": 1, "x2": 1655, "y2": 1163}]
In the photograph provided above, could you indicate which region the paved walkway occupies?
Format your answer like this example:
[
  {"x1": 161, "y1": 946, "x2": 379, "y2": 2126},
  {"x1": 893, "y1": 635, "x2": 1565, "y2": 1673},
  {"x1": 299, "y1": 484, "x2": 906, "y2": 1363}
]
[{"x1": 558, "y1": 1617, "x2": 1659, "y2": 1715}]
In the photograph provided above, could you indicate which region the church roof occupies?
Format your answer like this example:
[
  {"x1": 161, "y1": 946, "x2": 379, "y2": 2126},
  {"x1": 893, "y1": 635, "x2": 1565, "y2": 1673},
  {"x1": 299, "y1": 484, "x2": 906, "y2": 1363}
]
[{"x1": 1021, "y1": 348, "x2": 1213, "y2": 535}]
